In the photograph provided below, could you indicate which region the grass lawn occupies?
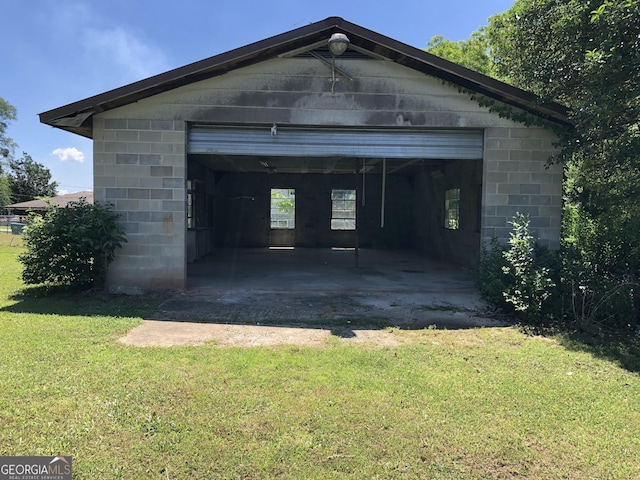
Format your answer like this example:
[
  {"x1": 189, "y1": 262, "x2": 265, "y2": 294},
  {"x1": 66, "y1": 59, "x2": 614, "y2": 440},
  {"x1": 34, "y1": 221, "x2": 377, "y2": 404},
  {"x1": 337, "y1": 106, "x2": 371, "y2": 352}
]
[{"x1": 1, "y1": 234, "x2": 639, "y2": 479}]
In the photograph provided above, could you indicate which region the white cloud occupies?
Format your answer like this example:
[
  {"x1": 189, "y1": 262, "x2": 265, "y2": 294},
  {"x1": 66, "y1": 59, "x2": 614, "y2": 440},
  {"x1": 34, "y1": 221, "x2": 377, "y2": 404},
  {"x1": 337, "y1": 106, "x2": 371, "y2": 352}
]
[
  {"x1": 83, "y1": 26, "x2": 168, "y2": 83},
  {"x1": 43, "y1": 4, "x2": 169, "y2": 91},
  {"x1": 53, "y1": 147, "x2": 85, "y2": 163}
]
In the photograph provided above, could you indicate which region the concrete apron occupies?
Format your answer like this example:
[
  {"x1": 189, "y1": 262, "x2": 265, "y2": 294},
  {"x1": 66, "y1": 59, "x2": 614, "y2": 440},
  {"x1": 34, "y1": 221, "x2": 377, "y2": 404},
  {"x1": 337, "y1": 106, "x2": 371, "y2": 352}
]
[{"x1": 154, "y1": 248, "x2": 509, "y2": 330}]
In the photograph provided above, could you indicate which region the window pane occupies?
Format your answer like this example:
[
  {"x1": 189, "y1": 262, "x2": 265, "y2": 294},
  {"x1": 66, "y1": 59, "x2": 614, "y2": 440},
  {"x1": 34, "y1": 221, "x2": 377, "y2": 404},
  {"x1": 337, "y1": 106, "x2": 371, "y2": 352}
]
[
  {"x1": 187, "y1": 192, "x2": 194, "y2": 229},
  {"x1": 332, "y1": 200, "x2": 352, "y2": 211},
  {"x1": 271, "y1": 188, "x2": 295, "y2": 230},
  {"x1": 331, "y1": 189, "x2": 356, "y2": 230},
  {"x1": 444, "y1": 188, "x2": 460, "y2": 230},
  {"x1": 333, "y1": 209, "x2": 355, "y2": 219},
  {"x1": 332, "y1": 189, "x2": 356, "y2": 200}
]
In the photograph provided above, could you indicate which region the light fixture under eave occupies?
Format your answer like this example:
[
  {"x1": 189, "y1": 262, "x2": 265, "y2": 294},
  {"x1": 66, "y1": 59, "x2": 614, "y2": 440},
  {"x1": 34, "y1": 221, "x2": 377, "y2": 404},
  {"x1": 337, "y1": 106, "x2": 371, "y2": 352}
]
[
  {"x1": 328, "y1": 33, "x2": 350, "y2": 94},
  {"x1": 328, "y1": 33, "x2": 350, "y2": 57}
]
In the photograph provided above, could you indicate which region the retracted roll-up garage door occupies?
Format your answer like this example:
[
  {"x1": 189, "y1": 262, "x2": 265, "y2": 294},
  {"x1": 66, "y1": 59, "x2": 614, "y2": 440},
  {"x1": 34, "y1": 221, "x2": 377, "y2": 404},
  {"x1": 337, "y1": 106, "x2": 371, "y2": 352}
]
[{"x1": 188, "y1": 125, "x2": 483, "y2": 159}]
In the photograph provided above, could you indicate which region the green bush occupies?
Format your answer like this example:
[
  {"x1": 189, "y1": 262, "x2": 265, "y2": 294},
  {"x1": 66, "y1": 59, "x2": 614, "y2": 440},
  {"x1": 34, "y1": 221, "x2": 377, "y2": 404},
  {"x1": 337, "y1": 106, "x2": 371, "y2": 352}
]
[
  {"x1": 502, "y1": 213, "x2": 556, "y2": 328},
  {"x1": 560, "y1": 201, "x2": 640, "y2": 333},
  {"x1": 559, "y1": 244, "x2": 639, "y2": 333},
  {"x1": 18, "y1": 199, "x2": 126, "y2": 289},
  {"x1": 479, "y1": 210, "x2": 640, "y2": 335},
  {"x1": 476, "y1": 214, "x2": 558, "y2": 330}
]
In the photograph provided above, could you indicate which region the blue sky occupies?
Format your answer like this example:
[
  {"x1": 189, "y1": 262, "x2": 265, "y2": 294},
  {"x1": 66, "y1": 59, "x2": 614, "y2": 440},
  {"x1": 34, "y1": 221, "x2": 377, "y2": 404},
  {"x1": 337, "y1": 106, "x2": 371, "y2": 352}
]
[{"x1": 1, "y1": 1, "x2": 513, "y2": 194}]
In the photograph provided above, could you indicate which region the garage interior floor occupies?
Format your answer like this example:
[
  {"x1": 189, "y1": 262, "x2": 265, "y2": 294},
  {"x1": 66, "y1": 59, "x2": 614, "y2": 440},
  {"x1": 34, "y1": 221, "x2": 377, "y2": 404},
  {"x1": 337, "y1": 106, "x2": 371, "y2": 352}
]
[{"x1": 152, "y1": 248, "x2": 509, "y2": 330}]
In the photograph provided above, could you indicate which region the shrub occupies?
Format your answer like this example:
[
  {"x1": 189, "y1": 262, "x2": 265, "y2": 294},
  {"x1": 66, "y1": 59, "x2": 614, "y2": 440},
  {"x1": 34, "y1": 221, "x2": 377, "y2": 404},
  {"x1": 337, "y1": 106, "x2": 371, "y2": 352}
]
[
  {"x1": 502, "y1": 213, "x2": 556, "y2": 328},
  {"x1": 559, "y1": 244, "x2": 639, "y2": 333},
  {"x1": 478, "y1": 210, "x2": 640, "y2": 335},
  {"x1": 476, "y1": 214, "x2": 558, "y2": 330},
  {"x1": 19, "y1": 199, "x2": 126, "y2": 289},
  {"x1": 560, "y1": 201, "x2": 640, "y2": 333}
]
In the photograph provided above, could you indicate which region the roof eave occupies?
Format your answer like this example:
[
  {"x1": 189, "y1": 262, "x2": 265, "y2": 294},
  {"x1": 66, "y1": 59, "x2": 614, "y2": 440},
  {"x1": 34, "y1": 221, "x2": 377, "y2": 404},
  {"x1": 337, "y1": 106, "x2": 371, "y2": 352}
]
[
  {"x1": 39, "y1": 16, "x2": 570, "y2": 137},
  {"x1": 332, "y1": 20, "x2": 569, "y2": 126},
  {"x1": 39, "y1": 17, "x2": 345, "y2": 135}
]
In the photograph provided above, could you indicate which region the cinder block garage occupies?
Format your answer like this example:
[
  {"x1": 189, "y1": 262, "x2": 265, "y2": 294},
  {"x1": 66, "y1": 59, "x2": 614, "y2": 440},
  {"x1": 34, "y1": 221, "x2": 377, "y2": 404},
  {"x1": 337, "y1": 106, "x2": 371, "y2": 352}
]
[{"x1": 40, "y1": 17, "x2": 567, "y2": 294}]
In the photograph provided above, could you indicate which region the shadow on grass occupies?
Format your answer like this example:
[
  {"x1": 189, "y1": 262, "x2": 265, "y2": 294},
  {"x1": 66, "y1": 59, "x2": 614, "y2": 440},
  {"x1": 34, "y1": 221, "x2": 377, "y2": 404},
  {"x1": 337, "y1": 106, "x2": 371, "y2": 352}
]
[
  {"x1": 3, "y1": 285, "x2": 505, "y2": 333},
  {"x1": 151, "y1": 313, "x2": 396, "y2": 331},
  {"x1": 8, "y1": 286, "x2": 639, "y2": 375},
  {"x1": 330, "y1": 326, "x2": 358, "y2": 339},
  {"x1": 553, "y1": 327, "x2": 640, "y2": 375},
  {"x1": 1, "y1": 285, "x2": 168, "y2": 319}
]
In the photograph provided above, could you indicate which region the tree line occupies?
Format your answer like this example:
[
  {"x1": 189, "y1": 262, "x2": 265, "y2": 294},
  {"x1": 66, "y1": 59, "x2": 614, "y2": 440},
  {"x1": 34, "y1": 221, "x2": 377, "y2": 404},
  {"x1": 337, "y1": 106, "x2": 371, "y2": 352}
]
[{"x1": 0, "y1": 98, "x2": 57, "y2": 211}]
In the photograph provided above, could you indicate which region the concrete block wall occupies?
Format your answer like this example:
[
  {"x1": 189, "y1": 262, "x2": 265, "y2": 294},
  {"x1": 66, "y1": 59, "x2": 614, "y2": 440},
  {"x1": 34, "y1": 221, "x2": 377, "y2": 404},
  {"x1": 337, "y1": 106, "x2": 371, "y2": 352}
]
[
  {"x1": 482, "y1": 127, "x2": 562, "y2": 249},
  {"x1": 93, "y1": 117, "x2": 187, "y2": 293},
  {"x1": 84, "y1": 56, "x2": 564, "y2": 292}
]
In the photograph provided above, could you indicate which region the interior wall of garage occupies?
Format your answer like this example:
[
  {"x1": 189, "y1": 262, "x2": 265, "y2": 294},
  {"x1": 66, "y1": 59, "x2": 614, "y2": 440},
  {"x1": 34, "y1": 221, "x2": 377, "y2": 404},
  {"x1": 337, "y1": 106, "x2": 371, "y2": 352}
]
[
  {"x1": 215, "y1": 172, "x2": 414, "y2": 248},
  {"x1": 413, "y1": 159, "x2": 483, "y2": 265},
  {"x1": 187, "y1": 157, "x2": 483, "y2": 264}
]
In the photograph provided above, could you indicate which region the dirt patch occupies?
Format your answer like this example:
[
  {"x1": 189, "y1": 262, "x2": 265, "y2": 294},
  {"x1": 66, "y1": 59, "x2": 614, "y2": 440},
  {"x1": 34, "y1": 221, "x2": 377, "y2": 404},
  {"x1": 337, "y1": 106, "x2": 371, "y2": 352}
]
[
  {"x1": 119, "y1": 320, "x2": 408, "y2": 348},
  {"x1": 119, "y1": 293, "x2": 510, "y2": 348}
]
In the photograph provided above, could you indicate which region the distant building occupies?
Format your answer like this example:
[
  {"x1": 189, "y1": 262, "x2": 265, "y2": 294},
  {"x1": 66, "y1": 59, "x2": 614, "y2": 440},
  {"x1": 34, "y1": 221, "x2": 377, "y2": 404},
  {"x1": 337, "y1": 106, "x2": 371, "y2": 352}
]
[{"x1": 4, "y1": 191, "x2": 93, "y2": 217}]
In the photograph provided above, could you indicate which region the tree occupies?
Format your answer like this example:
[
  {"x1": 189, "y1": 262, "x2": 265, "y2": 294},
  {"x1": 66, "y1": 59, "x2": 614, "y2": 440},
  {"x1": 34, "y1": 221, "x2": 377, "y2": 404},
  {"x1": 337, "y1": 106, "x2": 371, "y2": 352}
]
[
  {"x1": 426, "y1": 28, "x2": 500, "y2": 78},
  {"x1": 0, "y1": 97, "x2": 17, "y2": 211},
  {"x1": 8, "y1": 153, "x2": 58, "y2": 203},
  {"x1": 0, "y1": 98, "x2": 59, "y2": 206},
  {"x1": 271, "y1": 189, "x2": 295, "y2": 217},
  {"x1": 485, "y1": 0, "x2": 640, "y2": 327},
  {"x1": 0, "y1": 176, "x2": 10, "y2": 212},
  {"x1": 487, "y1": 0, "x2": 640, "y2": 256},
  {"x1": 0, "y1": 97, "x2": 17, "y2": 160},
  {"x1": 487, "y1": 0, "x2": 640, "y2": 195}
]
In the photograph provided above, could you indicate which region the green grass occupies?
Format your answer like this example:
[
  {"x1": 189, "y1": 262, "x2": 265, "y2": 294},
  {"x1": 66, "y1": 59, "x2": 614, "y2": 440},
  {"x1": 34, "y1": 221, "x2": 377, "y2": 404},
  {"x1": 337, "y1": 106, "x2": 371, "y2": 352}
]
[{"x1": 1, "y1": 235, "x2": 640, "y2": 479}]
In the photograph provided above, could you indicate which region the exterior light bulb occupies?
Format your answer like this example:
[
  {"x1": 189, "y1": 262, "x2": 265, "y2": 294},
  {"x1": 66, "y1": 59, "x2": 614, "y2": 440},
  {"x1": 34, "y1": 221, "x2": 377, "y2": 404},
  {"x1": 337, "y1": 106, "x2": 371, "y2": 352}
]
[{"x1": 328, "y1": 33, "x2": 350, "y2": 56}]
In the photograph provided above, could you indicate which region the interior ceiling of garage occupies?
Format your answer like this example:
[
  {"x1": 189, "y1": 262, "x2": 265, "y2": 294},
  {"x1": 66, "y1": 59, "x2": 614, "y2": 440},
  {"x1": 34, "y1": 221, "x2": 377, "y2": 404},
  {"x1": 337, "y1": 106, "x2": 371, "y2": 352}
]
[{"x1": 190, "y1": 154, "x2": 449, "y2": 175}]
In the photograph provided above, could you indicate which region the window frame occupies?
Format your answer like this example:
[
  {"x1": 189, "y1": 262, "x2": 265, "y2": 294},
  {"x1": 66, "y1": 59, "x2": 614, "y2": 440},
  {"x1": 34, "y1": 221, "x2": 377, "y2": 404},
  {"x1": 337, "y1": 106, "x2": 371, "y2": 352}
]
[
  {"x1": 330, "y1": 189, "x2": 356, "y2": 231},
  {"x1": 187, "y1": 179, "x2": 201, "y2": 229},
  {"x1": 444, "y1": 188, "x2": 460, "y2": 230},
  {"x1": 270, "y1": 188, "x2": 296, "y2": 230}
]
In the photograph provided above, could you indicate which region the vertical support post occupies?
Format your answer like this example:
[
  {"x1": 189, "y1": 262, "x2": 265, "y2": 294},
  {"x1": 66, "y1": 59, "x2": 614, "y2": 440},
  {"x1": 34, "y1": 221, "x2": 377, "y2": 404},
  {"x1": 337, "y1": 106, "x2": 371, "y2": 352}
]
[
  {"x1": 381, "y1": 158, "x2": 387, "y2": 228},
  {"x1": 362, "y1": 158, "x2": 366, "y2": 206},
  {"x1": 354, "y1": 158, "x2": 360, "y2": 268},
  {"x1": 331, "y1": 57, "x2": 337, "y2": 94}
]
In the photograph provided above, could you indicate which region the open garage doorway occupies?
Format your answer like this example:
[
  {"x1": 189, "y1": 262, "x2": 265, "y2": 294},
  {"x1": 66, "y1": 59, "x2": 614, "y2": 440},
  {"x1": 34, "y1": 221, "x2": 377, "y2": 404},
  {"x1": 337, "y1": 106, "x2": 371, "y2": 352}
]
[{"x1": 186, "y1": 125, "x2": 484, "y2": 285}]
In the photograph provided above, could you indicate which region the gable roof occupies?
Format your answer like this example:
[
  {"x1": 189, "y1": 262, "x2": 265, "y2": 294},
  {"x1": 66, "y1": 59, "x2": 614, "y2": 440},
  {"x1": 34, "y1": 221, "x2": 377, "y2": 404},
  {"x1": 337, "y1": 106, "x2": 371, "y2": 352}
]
[
  {"x1": 39, "y1": 16, "x2": 569, "y2": 138},
  {"x1": 4, "y1": 191, "x2": 93, "y2": 210}
]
